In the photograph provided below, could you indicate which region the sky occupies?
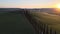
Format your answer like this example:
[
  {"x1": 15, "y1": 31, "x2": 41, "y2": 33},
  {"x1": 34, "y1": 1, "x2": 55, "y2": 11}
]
[{"x1": 0, "y1": 0, "x2": 60, "y2": 8}]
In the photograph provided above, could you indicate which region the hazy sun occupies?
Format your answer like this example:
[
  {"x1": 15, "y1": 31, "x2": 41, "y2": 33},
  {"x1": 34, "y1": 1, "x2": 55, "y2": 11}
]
[
  {"x1": 54, "y1": 4, "x2": 60, "y2": 14},
  {"x1": 55, "y1": 4, "x2": 60, "y2": 11},
  {"x1": 57, "y1": 4, "x2": 60, "y2": 8}
]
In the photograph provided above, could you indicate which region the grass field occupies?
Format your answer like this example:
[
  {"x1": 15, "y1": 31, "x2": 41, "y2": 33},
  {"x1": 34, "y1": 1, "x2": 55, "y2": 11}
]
[
  {"x1": 0, "y1": 12, "x2": 35, "y2": 34},
  {"x1": 29, "y1": 12, "x2": 60, "y2": 34}
]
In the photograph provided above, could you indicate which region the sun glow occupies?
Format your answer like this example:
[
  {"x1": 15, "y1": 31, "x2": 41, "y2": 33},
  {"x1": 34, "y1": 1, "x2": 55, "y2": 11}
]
[
  {"x1": 57, "y1": 4, "x2": 60, "y2": 8},
  {"x1": 55, "y1": 4, "x2": 60, "y2": 11},
  {"x1": 54, "y1": 4, "x2": 60, "y2": 14}
]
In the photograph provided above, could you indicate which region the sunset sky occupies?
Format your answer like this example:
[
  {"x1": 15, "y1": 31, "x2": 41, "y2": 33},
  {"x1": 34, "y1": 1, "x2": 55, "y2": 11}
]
[{"x1": 0, "y1": 0, "x2": 60, "y2": 8}]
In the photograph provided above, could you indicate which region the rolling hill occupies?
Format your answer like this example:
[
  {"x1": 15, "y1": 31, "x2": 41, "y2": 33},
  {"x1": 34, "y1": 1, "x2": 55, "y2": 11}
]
[{"x1": 28, "y1": 12, "x2": 60, "y2": 34}]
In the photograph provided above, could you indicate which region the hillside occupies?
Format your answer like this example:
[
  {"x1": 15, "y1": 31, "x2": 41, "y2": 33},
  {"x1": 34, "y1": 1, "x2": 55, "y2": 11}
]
[{"x1": 27, "y1": 12, "x2": 60, "y2": 34}]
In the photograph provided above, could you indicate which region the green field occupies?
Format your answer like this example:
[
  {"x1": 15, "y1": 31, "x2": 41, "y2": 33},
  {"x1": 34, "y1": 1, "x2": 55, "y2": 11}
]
[{"x1": 0, "y1": 12, "x2": 35, "y2": 34}]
